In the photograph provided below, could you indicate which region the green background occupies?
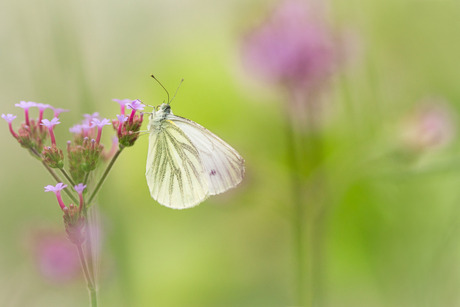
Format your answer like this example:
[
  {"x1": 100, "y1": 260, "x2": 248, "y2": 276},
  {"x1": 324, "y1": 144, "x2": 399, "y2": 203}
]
[{"x1": 1, "y1": 0, "x2": 460, "y2": 306}]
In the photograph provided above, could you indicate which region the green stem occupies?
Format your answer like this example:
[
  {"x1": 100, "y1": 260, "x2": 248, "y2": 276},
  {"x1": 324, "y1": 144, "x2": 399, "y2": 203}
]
[
  {"x1": 76, "y1": 243, "x2": 97, "y2": 307},
  {"x1": 285, "y1": 114, "x2": 307, "y2": 307},
  {"x1": 83, "y1": 208, "x2": 96, "y2": 289},
  {"x1": 29, "y1": 148, "x2": 78, "y2": 204},
  {"x1": 59, "y1": 168, "x2": 76, "y2": 187},
  {"x1": 84, "y1": 171, "x2": 90, "y2": 185},
  {"x1": 88, "y1": 147, "x2": 124, "y2": 205}
]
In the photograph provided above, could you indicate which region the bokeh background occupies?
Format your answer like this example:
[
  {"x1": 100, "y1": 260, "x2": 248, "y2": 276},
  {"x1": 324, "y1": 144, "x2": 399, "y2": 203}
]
[{"x1": 1, "y1": 0, "x2": 460, "y2": 306}]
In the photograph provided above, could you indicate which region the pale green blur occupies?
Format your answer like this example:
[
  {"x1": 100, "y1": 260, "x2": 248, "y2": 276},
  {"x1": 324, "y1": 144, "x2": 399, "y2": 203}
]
[{"x1": 1, "y1": 0, "x2": 460, "y2": 306}]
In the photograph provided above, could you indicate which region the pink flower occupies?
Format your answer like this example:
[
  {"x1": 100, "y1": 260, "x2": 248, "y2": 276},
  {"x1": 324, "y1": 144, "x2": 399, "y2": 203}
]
[
  {"x1": 1, "y1": 114, "x2": 18, "y2": 138},
  {"x1": 242, "y1": 0, "x2": 337, "y2": 90},
  {"x1": 116, "y1": 114, "x2": 129, "y2": 135},
  {"x1": 36, "y1": 103, "x2": 52, "y2": 124},
  {"x1": 40, "y1": 117, "x2": 61, "y2": 146},
  {"x1": 52, "y1": 107, "x2": 69, "y2": 118},
  {"x1": 74, "y1": 183, "x2": 87, "y2": 210},
  {"x1": 69, "y1": 124, "x2": 83, "y2": 135},
  {"x1": 91, "y1": 118, "x2": 111, "y2": 144},
  {"x1": 127, "y1": 100, "x2": 145, "y2": 123},
  {"x1": 113, "y1": 99, "x2": 133, "y2": 115},
  {"x1": 83, "y1": 112, "x2": 100, "y2": 126},
  {"x1": 44, "y1": 183, "x2": 68, "y2": 211},
  {"x1": 15, "y1": 101, "x2": 36, "y2": 126}
]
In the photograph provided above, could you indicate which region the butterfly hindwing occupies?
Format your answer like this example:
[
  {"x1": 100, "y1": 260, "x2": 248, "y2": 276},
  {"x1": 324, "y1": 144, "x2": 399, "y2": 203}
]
[{"x1": 171, "y1": 115, "x2": 245, "y2": 195}]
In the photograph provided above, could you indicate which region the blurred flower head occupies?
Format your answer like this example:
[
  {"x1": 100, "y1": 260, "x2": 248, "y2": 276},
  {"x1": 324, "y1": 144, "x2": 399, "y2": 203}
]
[
  {"x1": 400, "y1": 98, "x2": 456, "y2": 152},
  {"x1": 241, "y1": 0, "x2": 338, "y2": 91},
  {"x1": 32, "y1": 232, "x2": 80, "y2": 283}
]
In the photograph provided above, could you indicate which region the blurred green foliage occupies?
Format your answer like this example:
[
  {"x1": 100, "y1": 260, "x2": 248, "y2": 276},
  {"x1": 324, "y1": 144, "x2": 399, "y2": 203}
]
[{"x1": 1, "y1": 0, "x2": 460, "y2": 306}]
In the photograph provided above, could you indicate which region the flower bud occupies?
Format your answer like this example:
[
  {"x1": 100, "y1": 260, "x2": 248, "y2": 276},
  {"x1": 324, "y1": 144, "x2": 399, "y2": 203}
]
[{"x1": 42, "y1": 145, "x2": 64, "y2": 168}]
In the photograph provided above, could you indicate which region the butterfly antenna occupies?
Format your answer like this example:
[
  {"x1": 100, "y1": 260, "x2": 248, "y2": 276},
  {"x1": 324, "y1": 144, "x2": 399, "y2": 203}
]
[
  {"x1": 169, "y1": 78, "x2": 184, "y2": 104},
  {"x1": 151, "y1": 74, "x2": 170, "y2": 104}
]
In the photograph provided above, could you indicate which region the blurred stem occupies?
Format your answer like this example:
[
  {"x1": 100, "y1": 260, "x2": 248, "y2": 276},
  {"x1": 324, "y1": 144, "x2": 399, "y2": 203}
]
[
  {"x1": 59, "y1": 168, "x2": 76, "y2": 187},
  {"x1": 29, "y1": 148, "x2": 78, "y2": 204},
  {"x1": 286, "y1": 88, "x2": 327, "y2": 307},
  {"x1": 285, "y1": 111, "x2": 307, "y2": 307},
  {"x1": 84, "y1": 171, "x2": 90, "y2": 185},
  {"x1": 83, "y1": 207, "x2": 96, "y2": 291},
  {"x1": 88, "y1": 147, "x2": 124, "y2": 205},
  {"x1": 76, "y1": 243, "x2": 97, "y2": 307},
  {"x1": 305, "y1": 98, "x2": 326, "y2": 307}
]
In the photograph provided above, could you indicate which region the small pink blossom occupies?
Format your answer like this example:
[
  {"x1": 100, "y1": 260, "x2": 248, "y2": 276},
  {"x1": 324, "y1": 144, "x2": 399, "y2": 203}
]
[
  {"x1": 113, "y1": 99, "x2": 133, "y2": 115},
  {"x1": 40, "y1": 117, "x2": 61, "y2": 128},
  {"x1": 40, "y1": 117, "x2": 60, "y2": 146},
  {"x1": 116, "y1": 114, "x2": 128, "y2": 123},
  {"x1": 69, "y1": 124, "x2": 83, "y2": 134},
  {"x1": 15, "y1": 101, "x2": 36, "y2": 126},
  {"x1": 127, "y1": 100, "x2": 145, "y2": 111},
  {"x1": 2, "y1": 113, "x2": 16, "y2": 123},
  {"x1": 1, "y1": 114, "x2": 18, "y2": 139},
  {"x1": 91, "y1": 118, "x2": 111, "y2": 144},
  {"x1": 52, "y1": 107, "x2": 69, "y2": 118},
  {"x1": 44, "y1": 183, "x2": 68, "y2": 211},
  {"x1": 74, "y1": 183, "x2": 87, "y2": 209},
  {"x1": 116, "y1": 114, "x2": 129, "y2": 135},
  {"x1": 36, "y1": 103, "x2": 51, "y2": 124},
  {"x1": 127, "y1": 100, "x2": 145, "y2": 123},
  {"x1": 83, "y1": 112, "x2": 100, "y2": 124},
  {"x1": 74, "y1": 183, "x2": 87, "y2": 194}
]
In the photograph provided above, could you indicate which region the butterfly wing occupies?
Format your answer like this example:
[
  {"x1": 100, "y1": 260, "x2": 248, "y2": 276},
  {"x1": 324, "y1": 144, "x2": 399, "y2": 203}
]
[
  {"x1": 170, "y1": 115, "x2": 245, "y2": 195},
  {"x1": 146, "y1": 119, "x2": 209, "y2": 209}
]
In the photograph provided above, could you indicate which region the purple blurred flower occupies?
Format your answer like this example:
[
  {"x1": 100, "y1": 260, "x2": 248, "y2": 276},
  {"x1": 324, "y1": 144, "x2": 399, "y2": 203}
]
[
  {"x1": 74, "y1": 183, "x2": 87, "y2": 194},
  {"x1": 52, "y1": 107, "x2": 69, "y2": 118},
  {"x1": 116, "y1": 114, "x2": 128, "y2": 123},
  {"x1": 242, "y1": 0, "x2": 337, "y2": 90},
  {"x1": 401, "y1": 99, "x2": 456, "y2": 152},
  {"x1": 34, "y1": 233, "x2": 80, "y2": 282},
  {"x1": 113, "y1": 99, "x2": 133, "y2": 115},
  {"x1": 69, "y1": 124, "x2": 83, "y2": 135},
  {"x1": 83, "y1": 112, "x2": 100, "y2": 125}
]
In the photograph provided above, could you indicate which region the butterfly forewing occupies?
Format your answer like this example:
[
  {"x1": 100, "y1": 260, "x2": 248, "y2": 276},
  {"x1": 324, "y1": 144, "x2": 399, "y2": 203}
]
[
  {"x1": 171, "y1": 115, "x2": 245, "y2": 195},
  {"x1": 146, "y1": 120, "x2": 209, "y2": 209}
]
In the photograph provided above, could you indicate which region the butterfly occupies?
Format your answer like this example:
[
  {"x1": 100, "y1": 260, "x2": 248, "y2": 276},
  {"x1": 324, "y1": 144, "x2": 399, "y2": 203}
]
[{"x1": 145, "y1": 83, "x2": 244, "y2": 209}]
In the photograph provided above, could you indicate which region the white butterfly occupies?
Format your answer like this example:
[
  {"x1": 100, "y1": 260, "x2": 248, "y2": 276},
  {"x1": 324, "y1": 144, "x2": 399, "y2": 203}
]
[{"x1": 146, "y1": 102, "x2": 245, "y2": 209}]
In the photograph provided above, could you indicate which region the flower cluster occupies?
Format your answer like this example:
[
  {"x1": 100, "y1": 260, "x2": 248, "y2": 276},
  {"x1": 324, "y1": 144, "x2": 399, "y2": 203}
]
[
  {"x1": 112, "y1": 99, "x2": 145, "y2": 147},
  {"x1": 2, "y1": 97, "x2": 144, "y2": 215},
  {"x1": 3, "y1": 97, "x2": 145, "y2": 307}
]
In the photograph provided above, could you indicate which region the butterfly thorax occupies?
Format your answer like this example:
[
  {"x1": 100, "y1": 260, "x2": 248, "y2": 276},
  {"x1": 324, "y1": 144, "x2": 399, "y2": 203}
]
[{"x1": 149, "y1": 103, "x2": 173, "y2": 131}]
